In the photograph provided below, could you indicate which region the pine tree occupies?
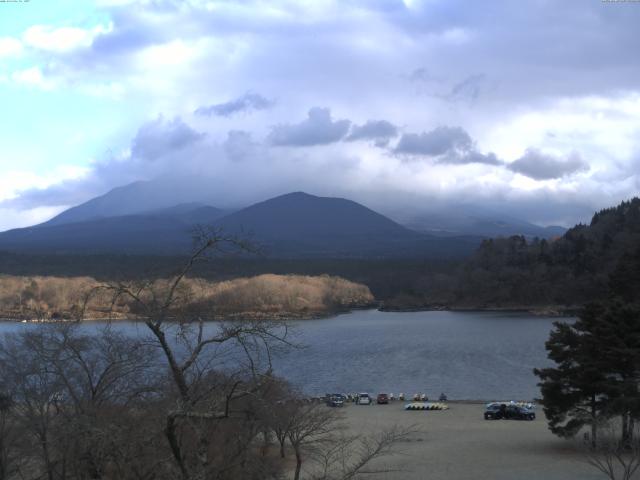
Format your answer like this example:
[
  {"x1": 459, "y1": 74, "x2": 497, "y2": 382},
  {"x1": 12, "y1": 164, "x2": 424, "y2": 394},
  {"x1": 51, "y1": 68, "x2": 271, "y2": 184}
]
[
  {"x1": 534, "y1": 313, "x2": 609, "y2": 447},
  {"x1": 535, "y1": 300, "x2": 640, "y2": 446}
]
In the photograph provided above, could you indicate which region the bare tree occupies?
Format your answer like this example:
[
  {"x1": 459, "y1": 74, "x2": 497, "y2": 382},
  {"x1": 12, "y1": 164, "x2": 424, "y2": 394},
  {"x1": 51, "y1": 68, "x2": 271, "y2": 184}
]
[
  {"x1": 583, "y1": 421, "x2": 640, "y2": 480},
  {"x1": 94, "y1": 230, "x2": 294, "y2": 480},
  {"x1": 286, "y1": 402, "x2": 342, "y2": 480},
  {"x1": 0, "y1": 324, "x2": 163, "y2": 480},
  {"x1": 0, "y1": 392, "x2": 21, "y2": 480},
  {"x1": 308, "y1": 424, "x2": 417, "y2": 480}
]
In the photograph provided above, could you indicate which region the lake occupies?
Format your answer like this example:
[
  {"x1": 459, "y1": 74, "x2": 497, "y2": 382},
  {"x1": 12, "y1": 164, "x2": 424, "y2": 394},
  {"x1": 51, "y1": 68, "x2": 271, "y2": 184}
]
[{"x1": 0, "y1": 309, "x2": 566, "y2": 401}]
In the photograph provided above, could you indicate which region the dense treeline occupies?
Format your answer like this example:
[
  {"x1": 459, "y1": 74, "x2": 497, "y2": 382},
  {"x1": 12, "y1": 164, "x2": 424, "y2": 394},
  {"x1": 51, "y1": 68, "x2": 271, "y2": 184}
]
[
  {"x1": 456, "y1": 198, "x2": 640, "y2": 307},
  {"x1": 385, "y1": 197, "x2": 640, "y2": 310},
  {"x1": 534, "y1": 239, "x2": 640, "y2": 474},
  {"x1": 0, "y1": 274, "x2": 374, "y2": 321}
]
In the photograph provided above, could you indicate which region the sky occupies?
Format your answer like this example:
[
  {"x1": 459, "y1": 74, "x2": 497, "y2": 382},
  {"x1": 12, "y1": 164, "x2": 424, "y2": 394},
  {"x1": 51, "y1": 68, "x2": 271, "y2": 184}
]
[{"x1": 1, "y1": 0, "x2": 640, "y2": 231}]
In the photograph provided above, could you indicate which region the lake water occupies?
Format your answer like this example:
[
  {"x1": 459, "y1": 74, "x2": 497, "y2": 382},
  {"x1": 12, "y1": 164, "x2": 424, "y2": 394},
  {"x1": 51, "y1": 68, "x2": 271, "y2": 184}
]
[{"x1": 0, "y1": 309, "x2": 566, "y2": 401}]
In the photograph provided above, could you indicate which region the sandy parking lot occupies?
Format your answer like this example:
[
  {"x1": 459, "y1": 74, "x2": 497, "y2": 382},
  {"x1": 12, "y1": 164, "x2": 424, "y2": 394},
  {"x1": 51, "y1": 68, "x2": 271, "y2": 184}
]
[{"x1": 339, "y1": 402, "x2": 603, "y2": 480}]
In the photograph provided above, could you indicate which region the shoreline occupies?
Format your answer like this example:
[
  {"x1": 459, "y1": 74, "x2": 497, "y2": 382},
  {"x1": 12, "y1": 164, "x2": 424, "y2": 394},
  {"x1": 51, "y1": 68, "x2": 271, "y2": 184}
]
[
  {"x1": 379, "y1": 304, "x2": 581, "y2": 317},
  {"x1": 0, "y1": 304, "x2": 376, "y2": 324},
  {"x1": 0, "y1": 303, "x2": 580, "y2": 323}
]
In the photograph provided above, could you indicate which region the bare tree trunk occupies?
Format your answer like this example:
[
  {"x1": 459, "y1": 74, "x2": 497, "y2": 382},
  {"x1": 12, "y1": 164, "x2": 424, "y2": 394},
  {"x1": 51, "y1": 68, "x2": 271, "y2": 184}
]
[
  {"x1": 591, "y1": 394, "x2": 598, "y2": 449},
  {"x1": 261, "y1": 431, "x2": 270, "y2": 457},
  {"x1": 293, "y1": 446, "x2": 302, "y2": 480},
  {"x1": 165, "y1": 416, "x2": 189, "y2": 480}
]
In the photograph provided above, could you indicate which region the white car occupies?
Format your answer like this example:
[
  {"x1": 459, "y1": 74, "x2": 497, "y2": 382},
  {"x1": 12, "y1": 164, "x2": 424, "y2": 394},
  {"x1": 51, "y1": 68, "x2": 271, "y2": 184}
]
[{"x1": 356, "y1": 392, "x2": 372, "y2": 405}]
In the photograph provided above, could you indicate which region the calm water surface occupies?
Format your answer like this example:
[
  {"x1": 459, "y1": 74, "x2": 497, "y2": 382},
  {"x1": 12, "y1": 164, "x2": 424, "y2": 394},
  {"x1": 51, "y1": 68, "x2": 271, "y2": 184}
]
[{"x1": 0, "y1": 309, "x2": 566, "y2": 401}]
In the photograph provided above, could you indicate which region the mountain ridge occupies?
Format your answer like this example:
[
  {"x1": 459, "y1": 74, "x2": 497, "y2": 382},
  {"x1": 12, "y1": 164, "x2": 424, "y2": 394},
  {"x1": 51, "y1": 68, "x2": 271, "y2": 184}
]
[{"x1": 0, "y1": 191, "x2": 481, "y2": 258}]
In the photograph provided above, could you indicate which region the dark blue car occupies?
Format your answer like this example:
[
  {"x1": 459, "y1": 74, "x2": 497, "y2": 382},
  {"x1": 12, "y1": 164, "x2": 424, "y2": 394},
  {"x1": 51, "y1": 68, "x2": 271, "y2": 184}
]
[
  {"x1": 326, "y1": 394, "x2": 345, "y2": 407},
  {"x1": 484, "y1": 403, "x2": 535, "y2": 420}
]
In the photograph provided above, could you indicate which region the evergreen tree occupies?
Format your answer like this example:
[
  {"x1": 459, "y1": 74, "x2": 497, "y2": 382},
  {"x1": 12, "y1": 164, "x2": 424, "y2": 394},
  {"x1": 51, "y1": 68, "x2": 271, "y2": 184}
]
[
  {"x1": 536, "y1": 301, "x2": 640, "y2": 446},
  {"x1": 609, "y1": 246, "x2": 640, "y2": 304},
  {"x1": 584, "y1": 300, "x2": 640, "y2": 443},
  {"x1": 534, "y1": 313, "x2": 609, "y2": 447}
]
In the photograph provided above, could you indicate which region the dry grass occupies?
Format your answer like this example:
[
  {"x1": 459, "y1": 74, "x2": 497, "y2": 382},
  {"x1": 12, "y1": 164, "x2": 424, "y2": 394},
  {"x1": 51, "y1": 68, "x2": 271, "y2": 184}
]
[{"x1": 0, "y1": 274, "x2": 375, "y2": 321}]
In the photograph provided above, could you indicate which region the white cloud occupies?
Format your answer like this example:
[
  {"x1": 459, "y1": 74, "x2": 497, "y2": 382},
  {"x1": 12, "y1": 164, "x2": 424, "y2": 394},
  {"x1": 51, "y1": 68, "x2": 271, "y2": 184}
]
[
  {"x1": 0, "y1": 206, "x2": 67, "y2": 232},
  {"x1": 10, "y1": 67, "x2": 55, "y2": 90},
  {"x1": 2, "y1": 0, "x2": 640, "y2": 229},
  {"x1": 23, "y1": 24, "x2": 111, "y2": 53},
  {"x1": 0, "y1": 166, "x2": 88, "y2": 203},
  {"x1": 0, "y1": 37, "x2": 22, "y2": 57}
]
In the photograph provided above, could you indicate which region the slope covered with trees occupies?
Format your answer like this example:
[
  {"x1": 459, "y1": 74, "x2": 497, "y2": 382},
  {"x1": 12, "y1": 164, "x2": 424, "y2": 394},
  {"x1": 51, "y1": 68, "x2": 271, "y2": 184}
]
[
  {"x1": 458, "y1": 198, "x2": 640, "y2": 307},
  {"x1": 384, "y1": 198, "x2": 640, "y2": 310}
]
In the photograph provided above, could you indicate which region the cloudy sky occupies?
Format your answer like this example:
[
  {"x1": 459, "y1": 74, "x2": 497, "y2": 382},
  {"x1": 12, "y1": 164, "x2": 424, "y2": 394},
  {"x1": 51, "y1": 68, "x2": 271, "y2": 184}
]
[{"x1": 1, "y1": 0, "x2": 640, "y2": 231}]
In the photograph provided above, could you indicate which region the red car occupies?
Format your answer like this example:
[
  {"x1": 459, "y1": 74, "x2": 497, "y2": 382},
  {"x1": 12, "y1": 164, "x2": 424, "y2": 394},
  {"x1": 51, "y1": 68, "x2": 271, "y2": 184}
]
[{"x1": 377, "y1": 393, "x2": 389, "y2": 404}]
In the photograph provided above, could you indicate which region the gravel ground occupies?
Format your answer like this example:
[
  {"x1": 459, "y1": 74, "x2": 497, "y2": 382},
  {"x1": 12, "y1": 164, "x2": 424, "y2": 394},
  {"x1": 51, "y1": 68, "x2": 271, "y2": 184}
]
[{"x1": 339, "y1": 402, "x2": 604, "y2": 480}]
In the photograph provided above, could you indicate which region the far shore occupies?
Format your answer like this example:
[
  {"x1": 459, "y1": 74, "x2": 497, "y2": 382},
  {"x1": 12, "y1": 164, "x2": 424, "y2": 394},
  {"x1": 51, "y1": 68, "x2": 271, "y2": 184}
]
[
  {"x1": 380, "y1": 304, "x2": 581, "y2": 317},
  {"x1": 0, "y1": 303, "x2": 581, "y2": 323}
]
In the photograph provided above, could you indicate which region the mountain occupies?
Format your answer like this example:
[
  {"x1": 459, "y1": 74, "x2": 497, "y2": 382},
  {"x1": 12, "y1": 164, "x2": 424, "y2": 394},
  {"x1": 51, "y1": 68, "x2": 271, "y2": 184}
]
[
  {"x1": 401, "y1": 205, "x2": 566, "y2": 239},
  {"x1": 40, "y1": 178, "x2": 566, "y2": 239},
  {"x1": 214, "y1": 192, "x2": 479, "y2": 257},
  {"x1": 44, "y1": 181, "x2": 176, "y2": 226},
  {"x1": 0, "y1": 191, "x2": 480, "y2": 258},
  {"x1": 0, "y1": 202, "x2": 228, "y2": 255},
  {"x1": 42, "y1": 177, "x2": 226, "y2": 226}
]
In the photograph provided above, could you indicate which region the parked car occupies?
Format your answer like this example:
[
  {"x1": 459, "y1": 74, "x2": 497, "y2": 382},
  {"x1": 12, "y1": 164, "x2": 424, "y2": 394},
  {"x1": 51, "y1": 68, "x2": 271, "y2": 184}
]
[
  {"x1": 505, "y1": 405, "x2": 535, "y2": 420},
  {"x1": 484, "y1": 403, "x2": 504, "y2": 420},
  {"x1": 484, "y1": 403, "x2": 535, "y2": 420},
  {"x1": 326, "y1": 393, "x2": 345, "y2": 407},
  {"x1": 356, "y1": 393, "x2": 372, "y2": 405},
  {"x1": 377, "y1": 393, "x2": 389, "y2": 404}
]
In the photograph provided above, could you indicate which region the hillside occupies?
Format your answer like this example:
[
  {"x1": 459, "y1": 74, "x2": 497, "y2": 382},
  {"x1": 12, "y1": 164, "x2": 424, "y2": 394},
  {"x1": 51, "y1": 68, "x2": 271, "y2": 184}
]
[
  {"x1": 215, "y1": 192, "x2": 479, "y2": 257},
  {"x1": 0, "y1": 191, "x2": 480, "y2": 258},
  {"x1": 0, "y1": 207, "x2": 226, "y2": 255},
  {"x1": 42, "y1": 178, "x2": 221, "y2": 226},
  {"x1": 384, "y1": 197, "x2": 640, "y2": 310}
]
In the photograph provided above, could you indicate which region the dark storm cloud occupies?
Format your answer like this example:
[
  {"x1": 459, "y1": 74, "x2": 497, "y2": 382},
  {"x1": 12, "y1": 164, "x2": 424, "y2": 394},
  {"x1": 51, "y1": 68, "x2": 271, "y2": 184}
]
[
  {"x1": 395, "y1": 126, "x2": 473, "y2": 156},
  {"x1": 447, "y1": 150, "x2": 502, "y2": 166},
  {"x1": 508, "y1": 149, "x2": 590, "y2": 180},
  {"x1": 131, "y1": 117, "x2": 204, "y2": 162},
  {"x1": 346, "y1": 120, "x2": 398, "y2": 142},
  {"x1": 268, "y1": 107, "x2": 351, "y2": 146},
  {"x1": 195, "y1": 93, "x2": 274, "y2": 117},
  {"x1": 394, "y1": 126, "x2": 503, "y2": 166}
]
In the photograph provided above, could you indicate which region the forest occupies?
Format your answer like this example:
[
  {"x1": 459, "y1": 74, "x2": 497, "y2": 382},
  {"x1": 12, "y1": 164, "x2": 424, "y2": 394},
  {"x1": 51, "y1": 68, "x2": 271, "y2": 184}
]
[
  {"x1": 0, "y1": 198, "x2": 638, "y2": 314},
  {"x1": 384, "y1": 198, "x2": 640, "y2": 311}
]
